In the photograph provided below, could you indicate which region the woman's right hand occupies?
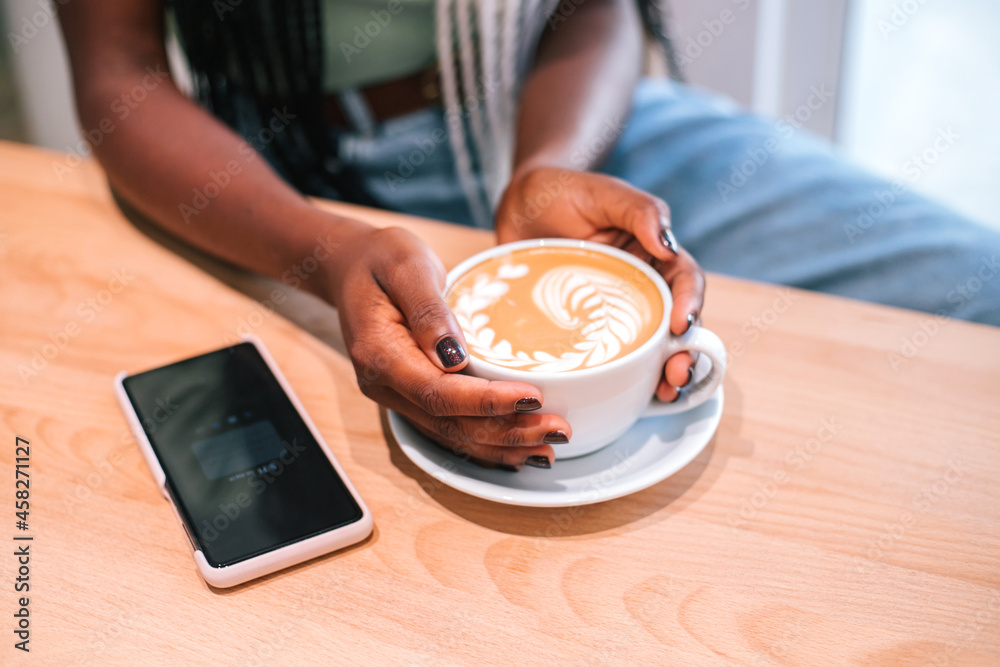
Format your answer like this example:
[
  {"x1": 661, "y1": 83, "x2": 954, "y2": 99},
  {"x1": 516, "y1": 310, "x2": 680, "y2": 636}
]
[{"x1": 325, "y1": 226, "x2": 571, "y2": 469}]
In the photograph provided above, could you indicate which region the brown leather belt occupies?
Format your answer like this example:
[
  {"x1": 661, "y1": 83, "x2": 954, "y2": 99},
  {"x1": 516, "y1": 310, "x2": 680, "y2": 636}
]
[{"x1": 323, "y1": 64, "x2": 442, "y2": 128}]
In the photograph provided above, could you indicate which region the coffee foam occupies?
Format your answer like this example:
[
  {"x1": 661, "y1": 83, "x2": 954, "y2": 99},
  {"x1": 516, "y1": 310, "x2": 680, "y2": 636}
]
[{"x1": 446, "y1": 247, "x2": 664, "y2": 372}]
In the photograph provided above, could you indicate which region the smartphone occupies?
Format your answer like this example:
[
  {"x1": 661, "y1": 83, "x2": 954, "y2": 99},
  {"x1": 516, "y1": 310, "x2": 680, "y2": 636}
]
[{"x1": 114, "y1": 335, "x2": 372, "y2": 588}]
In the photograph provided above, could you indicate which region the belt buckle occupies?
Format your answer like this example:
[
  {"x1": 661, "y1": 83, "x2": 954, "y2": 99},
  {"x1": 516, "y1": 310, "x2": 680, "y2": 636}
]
[{"x1": 420, "y1": 64, "x2": 441, "y2": 103}]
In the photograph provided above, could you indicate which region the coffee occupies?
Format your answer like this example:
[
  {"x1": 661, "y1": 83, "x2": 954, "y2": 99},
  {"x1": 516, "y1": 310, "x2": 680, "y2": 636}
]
[{"x1": 445, "y1": 246, "x2": 664, "y2": 372}]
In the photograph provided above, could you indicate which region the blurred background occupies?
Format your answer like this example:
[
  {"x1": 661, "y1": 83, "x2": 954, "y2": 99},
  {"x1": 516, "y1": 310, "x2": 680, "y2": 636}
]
[{"x1": 1, "y1": 0, "x2": 997, "y2": 229}]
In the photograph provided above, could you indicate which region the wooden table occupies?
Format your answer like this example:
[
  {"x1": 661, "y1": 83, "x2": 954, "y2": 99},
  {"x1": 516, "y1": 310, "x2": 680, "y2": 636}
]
[{"x1": 1, "y1": 139, "x2": 999, "y2": 665}]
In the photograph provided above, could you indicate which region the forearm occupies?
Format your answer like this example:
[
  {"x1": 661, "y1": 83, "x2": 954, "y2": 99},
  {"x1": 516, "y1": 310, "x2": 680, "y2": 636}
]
[
  {"x1": 58, "y1": 1, "x2": 370, "y2": 303},
  {"x1": 79, "y1": 74, "x2": 368, "y2": 301},
  {"x1": 513, "y1": 0, "x2": 643, "y2": 174}
]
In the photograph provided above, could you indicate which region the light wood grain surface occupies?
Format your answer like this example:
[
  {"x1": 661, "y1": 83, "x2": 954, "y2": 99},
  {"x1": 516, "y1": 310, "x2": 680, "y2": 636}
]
[{"x1": 1, "y1": 139, "x2": 999, "y2": 665}]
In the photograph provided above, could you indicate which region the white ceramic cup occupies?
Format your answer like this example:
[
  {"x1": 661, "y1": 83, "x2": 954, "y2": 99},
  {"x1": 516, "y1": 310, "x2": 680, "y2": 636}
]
[{"x1": 445, "y1": 238, "x2": 728, "y2": 459}]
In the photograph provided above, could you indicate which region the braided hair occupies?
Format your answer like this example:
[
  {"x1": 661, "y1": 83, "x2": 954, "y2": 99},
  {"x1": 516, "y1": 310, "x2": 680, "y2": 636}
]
[
  {"x1": 171, "y1": 0, "x2": 381, "y2": 205},
  {"x1": 637, "y1": 0, "x2": 685, "y2": 81},
  {"x1": 168, "y1": 0, "x2": 682, "y2": 221}
]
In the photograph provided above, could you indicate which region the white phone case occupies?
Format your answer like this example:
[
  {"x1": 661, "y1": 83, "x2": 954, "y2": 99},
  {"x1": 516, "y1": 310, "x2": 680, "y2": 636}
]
[{"x1": 113, "y1": 334, "x2": 373, "y2": 588}]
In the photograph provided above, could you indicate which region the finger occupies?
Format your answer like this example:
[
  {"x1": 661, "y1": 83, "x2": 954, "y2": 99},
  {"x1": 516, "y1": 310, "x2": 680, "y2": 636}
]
[
  {"x1": 600, "y1": 229, "x2": 632, "y2": 250},
  {"x1": 496, "y1": 214, "x2": 525, "y2": 244},
  {"x1": 377, "y1": 248, "x2": 471, "y2": 373},
  {"x1": 406, "y1": 415, "x2": 560, "y2": 469},
  {"x1": 471, "y1": 443, "x2": 555, "y2": 469},
  {"x1": 620, "y1": 236, "x2": 653, "y2": 266},
  {"x1": 657, "y1": 350, "x2": 696, "y2": 403},
  {"x1": 627, "y1": 195, "x2": 677, "y2": 263},
  {"x1": 665, "y1": 351, "x2": 694, "y2": 388},
  {"x1": 658, "y1": 251, "x2": 706, "y2": 336},
  {"x1": 575, "y1": 176, "x2": 678, "y2": 263},
  {"x1": 387, "y1": 394, "x2": 572, "y2": 448},
  {"x1": 656, "y1": 380, "x2": 679, "y2": 403},
  {"x1": 358, "y1": 338, "x2": 549, "y2": 417}
]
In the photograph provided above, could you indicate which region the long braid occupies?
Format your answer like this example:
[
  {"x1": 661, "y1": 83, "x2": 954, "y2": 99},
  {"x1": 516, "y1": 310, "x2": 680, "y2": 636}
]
[
  {"x1": 439, "y1": 0, "x2": 683, "y2": 227},
  {"x1": 173, "y1": 0, "x2": 681, "y2": 225},
  {"x1": 637, "y1": 0, "x2": 685, "y2": 81},
  {"x1": 170, "y1": 0, "x2": 382, "y2": 206},
  {"x1": 437, "y1": 0, "x2": 554, "y2": 223},
  {"x1": 477, "y1": 0, "x2": 507, "y2": 206},
  {"x1": 455, "y1": 0, "x2": 490, "y2": 185},
  {"x1": 436, "y1": 0, "x2": 492, "y2": 226},
  {"x1": 498, "y1": 0, "x2": 520, "y2": 147}
]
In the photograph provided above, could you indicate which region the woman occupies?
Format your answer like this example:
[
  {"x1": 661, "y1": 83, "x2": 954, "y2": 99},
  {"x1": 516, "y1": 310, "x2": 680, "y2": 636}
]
[{"x1": 58, "y1": 0, "x2": 1000, "y2": 470}]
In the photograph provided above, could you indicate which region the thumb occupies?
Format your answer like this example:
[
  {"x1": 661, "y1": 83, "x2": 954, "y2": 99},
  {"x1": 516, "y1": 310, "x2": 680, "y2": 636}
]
[
  {"x1": 580, "y1": 175, "x2": 679, "y2": 262},
  {"x1": 496, "y1": 197, "x2": 538, "y2": 245},
  {"x1": 615, "y1": 190, "x2": 679, "y2": 263},
  {"x1": 381, "y1": 253, "x2": 470, "y2": 373}
]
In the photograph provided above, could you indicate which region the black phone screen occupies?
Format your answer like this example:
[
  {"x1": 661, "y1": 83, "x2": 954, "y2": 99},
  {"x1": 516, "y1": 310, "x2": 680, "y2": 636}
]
[{"x1": 122, "y1": 342, "x2": 363, "y2": 568}]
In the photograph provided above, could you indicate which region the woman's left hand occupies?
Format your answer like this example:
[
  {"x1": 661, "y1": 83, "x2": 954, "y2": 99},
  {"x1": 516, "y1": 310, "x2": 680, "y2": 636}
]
[{"x1": 495, "y1": 166, "x2": 705, "y2": 401}]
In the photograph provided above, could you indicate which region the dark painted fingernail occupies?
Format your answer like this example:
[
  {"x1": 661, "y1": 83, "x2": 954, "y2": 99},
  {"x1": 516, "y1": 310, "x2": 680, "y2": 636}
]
[
  {"x1": 683, "y1": 365, "x2": 695, "y2": 387},
  {"x1": 525, "y1": 456, "x2": 552, "y2": 469},
  {"x1": 683, "y1": 312, "x2": 696, "y2": 333},
  {"x1": 660, "y1": 228, "x2": 678, "y2": 255},
  {"x1": 515, "y1": 397, "x2": 542, "y2": 412},
  {"x1": 497, "y1": 463, "x2": 519, "y2": 472},
  {"x1": 543, "y1": 431, "x2": 569, "y2": 444},
  {"x1": 436, "y1": 336, "x2": 466, "y2": 368}
]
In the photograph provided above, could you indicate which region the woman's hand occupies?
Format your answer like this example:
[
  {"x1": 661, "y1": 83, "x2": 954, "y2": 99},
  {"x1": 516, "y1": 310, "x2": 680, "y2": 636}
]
[
  {"x1": 325, "y1": 225, "x2": 572, "y2": 469},
  {"x1": 495, "y1": 166, "x2": 705, "y2": 401}
]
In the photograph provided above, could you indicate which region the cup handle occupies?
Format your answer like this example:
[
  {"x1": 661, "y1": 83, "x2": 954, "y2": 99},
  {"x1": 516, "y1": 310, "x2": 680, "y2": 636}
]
[{"x1": 641, "y1": 326, "x2": 728, "y2": 417}]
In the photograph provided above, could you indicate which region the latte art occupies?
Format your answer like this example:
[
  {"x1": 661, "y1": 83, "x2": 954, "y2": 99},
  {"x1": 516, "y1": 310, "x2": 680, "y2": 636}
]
[{"x1": 446, "y1": 247, "x2": 664, "y2": 372}]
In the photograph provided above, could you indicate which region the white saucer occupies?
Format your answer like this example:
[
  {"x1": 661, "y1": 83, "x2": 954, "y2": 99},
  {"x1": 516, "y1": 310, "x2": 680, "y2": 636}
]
[{"x1": 387, "y1": 387, "x2": 723, "y2": 508}]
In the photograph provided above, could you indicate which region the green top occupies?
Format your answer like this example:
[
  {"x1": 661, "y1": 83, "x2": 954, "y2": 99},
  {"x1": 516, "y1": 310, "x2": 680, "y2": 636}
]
[{"x1": 324, "y1": 0, "x2": 437, "y2": 91}]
